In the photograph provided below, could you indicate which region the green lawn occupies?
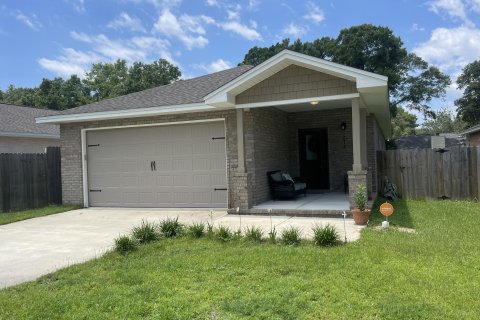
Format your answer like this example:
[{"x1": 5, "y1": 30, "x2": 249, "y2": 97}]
[
  {"x1": 0, "y1": 205, "x2": 79, "y2": 225},
  {"x1": 0, "y1": 199, "x2": 479, "y2": 319}
]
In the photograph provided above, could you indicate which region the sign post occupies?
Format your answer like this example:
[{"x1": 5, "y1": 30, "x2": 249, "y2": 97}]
[{"x1": 379, "y1": 202, "x2": 394, "y2": 228}]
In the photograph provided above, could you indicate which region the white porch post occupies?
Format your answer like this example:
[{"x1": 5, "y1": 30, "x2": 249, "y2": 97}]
[
  {"x1": 360, "y1": 107, "x2": 368, "y2": 170},
  {"x1": 351, "y1": 98, "x2": 363, "y2": 171},
  {"x1": 236, "y1": 108, "x2": 245, "y2": 173}
]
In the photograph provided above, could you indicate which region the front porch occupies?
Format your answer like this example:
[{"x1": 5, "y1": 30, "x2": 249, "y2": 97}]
[{"x1": 248, "y1": 192, "x2": 350, "y2": 217}]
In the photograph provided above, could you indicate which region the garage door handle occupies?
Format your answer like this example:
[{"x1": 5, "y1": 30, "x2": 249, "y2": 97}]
[
  {"x1": 214, "y1": 188, "x2": 227, "y2": 191},
  {"x1": 150, "y1": 161, "x2": 153, "y2": 171},
  {"x1": 153, "y1": 161, "x2": 156, "y2": 171}
]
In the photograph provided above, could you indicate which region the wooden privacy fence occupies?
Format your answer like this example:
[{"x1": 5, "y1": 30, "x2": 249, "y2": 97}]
[
  {"x1": 377, "y1": 147, "x2": 480, "y2": 200},
  {"x1": 0, "y1": 147, "x2": 61, "y2": 212}
]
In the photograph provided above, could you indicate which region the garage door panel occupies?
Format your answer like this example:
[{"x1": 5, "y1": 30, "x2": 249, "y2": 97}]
[{"x1": 87, "y1": 121, "x2": 227, "y2": 208}]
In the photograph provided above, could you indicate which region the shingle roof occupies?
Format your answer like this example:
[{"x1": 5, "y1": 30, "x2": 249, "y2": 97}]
[
  {"x1": 462, "y1": 124, "x2": 480, "y2": 135},
  {"x1": 395, "y1": 134, "x2": 463, "y2": 149},
  {"x1": 57, "y1": 65, "x2": 254, "y2": 116},
  {"x1": 0, "y1": 103, "x2": 59, "y2": 137}
]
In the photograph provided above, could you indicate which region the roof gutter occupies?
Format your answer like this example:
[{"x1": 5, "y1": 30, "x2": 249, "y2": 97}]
[{"x1": 36, "y1": 103, "x2": 214, "y2": 124}]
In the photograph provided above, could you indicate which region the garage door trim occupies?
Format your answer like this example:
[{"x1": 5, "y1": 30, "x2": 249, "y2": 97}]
[{"x1": 80, "y1": 118, "x2": 226, "y2": 208}]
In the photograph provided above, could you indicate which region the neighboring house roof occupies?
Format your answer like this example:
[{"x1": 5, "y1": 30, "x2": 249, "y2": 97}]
[
  {"x1": 0, "y1": 103, "x2": 59, "y2": 139},
  {"x1": 36, "y1": 50, "x2": 390, "y2": 136},
  {"x1": 462, "y1": 124, "x2": 480, "y2": 135},
  {"x1": 395, "y1": 134, "x2": 463, "y2": 149}
]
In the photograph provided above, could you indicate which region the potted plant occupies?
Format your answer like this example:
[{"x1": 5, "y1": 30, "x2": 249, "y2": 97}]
[{"x1": 351, "y1": 184, "x2": 370, "y2": 225}]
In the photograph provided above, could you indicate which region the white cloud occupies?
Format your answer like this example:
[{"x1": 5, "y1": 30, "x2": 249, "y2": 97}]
[
  {"x1": 247, "y1": 0, "x2": 260, "y2": 10},
  {"x1": 467, "y1": 0, "x2": 480, "y2": 12},
  {"x1": 428, "y1": 0, "x2": 474, "y2": 26},
  {"x1": 281, "y1": 22, "x2": 307, "y2": 38},
  {"x1": 197, "y1": 58, "x2": 232, "y2": 73},
  {"x1": 205, "y1": 0, "x2": 220, "y2": 7},
  {"x1": 15, "y1": 12, "x2": 42, "y2": 31},
  {"x1": 414, "y1": 26, "x2": 480, "y2": 72},
  {"x1": 38, "y1": 48, "x2": 101, "y2": 77},
  {"x1": 411, "y1": 23, "x2": 425, "y2": 32},
  {"x1": 125, "y1": 0, "x2": 181, "y2": 9},
  {"x1": 38, "y1": 32, "x2": 177, "y2": 77},
  {"x1": 153, "y1": 9, "x2": 213, "y2": 49},
  {"x1": 303, "y1": 1, "x2": 325, "y2": 24},
  {"x1": 107, "y1": 12, "x2": 146, "y2": 32},
  {"x1": 220, "y1": 20, "x2": 262, "y2": 40},
  {"x1": 65, "y1": 0, "x2": 85, "y2": 13}
]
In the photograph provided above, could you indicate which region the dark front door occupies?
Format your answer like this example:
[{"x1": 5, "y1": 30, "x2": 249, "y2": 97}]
[{"x1": 299, "y1": 128, "x2": 329, "y2": 189}]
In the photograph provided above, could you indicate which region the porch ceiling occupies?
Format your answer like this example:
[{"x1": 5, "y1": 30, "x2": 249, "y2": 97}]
[{"x1": 272, "y1": 98, "x2": 351, "y2": 113}]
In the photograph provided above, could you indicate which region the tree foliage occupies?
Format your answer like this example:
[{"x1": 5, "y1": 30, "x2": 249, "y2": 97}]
[
  {"x1": 455, "y1": 60, "x2": 480, "y2": 126},
  {"x1": 0, "y1": 58, "x2": 181, "y2": 110},
  {"x1": 391, "y1": 107, "x2": 418, "y2": 138},
  {"x1": 419, "y1": 108, "x2": 467, "y2": 134},
  {"x1": 240, "y1": 24, "x2": 451, "y2": 119}
]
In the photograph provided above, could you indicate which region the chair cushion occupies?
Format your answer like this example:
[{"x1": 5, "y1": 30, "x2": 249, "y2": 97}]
[
  {"x1": 294, "y1": 182, "x2": 307, "y2": 191},
  {"x1": 282, "y1": 173, "x2": 294, "y2": 182},
  {"x1": 270, "y1": 171, "x2": 283, "y2": 182}
]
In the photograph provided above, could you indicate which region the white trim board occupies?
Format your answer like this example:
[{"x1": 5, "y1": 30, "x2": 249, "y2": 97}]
[
  {"x1": 235, "y1": 93, "x2": 360, "y2": 109},
  {"x1": 80, "y1": 118, "x2": 226, "y2": 208},
  {"x1": 37, "y1": 103, "x2": 213, "y2": 124}
]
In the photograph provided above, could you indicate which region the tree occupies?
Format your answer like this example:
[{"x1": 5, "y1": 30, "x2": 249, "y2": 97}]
[
  {"x1": 1, "y1": 85, "x2": 38, "y2": 107},
  {"x1": 391, "y1": 107, "x2": 417, "y2": 137},
  {"x1": 455, "y1": 60, "x2": 480, "y2": 126},
  {"x1": 419, "y1": 107, "x2": 467, "y2": 134},
  {"x1": 240, "y1": 24, "x2": 450, "y2": 119},
  {"x1": 124, "y1": 59, "x2": 181, "y2": 94},
  {"x1": 83, "y1": 60, "x2": 129, "y2": 101}
]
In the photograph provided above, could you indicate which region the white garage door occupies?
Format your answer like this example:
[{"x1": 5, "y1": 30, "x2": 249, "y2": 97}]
[{"x1": 86, "y1": 121, "x2": 227, "y2": 207}]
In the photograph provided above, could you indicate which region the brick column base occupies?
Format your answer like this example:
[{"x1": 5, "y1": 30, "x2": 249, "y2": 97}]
[
  {"x1": 348, "y1": 170, "x2": 367, "y2": 209},
  {"x1": 230, "y1": 172, "x2": 251, "y2": 209}
]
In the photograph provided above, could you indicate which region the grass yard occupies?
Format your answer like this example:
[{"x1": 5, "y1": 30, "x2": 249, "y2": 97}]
[
  {"x1": 0, "y1": 205, "x2": 79, "y2": 225},
  {"x1": 0, "y1": 199, "x2": 479, "y2": 319}
]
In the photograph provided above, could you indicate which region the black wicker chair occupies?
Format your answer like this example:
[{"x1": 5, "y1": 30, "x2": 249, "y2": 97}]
[{"x1": 267, "y1": 170, "x2": 307, "y2": 200}]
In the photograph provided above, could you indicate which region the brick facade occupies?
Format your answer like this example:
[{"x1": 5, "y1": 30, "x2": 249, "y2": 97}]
[{"x1": 60, "y1": 106, "x2": 384, "y2": 209}]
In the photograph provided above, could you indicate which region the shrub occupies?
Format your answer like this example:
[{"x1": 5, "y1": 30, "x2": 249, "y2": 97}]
[
  {"x1": 354, "y1": 184, "x2": 368, "y2": 211},
  {"x1": 244, "y1": 226, "x2": 263, "y2": 242},
  {"x1": 206, "y1": 222, "x2": 215, "y2": 239},
  {"x1": 188, "y1": 222, "x2": 205, "y2": 238},
  {"x1": 159, "y1": 217, "x2": 183, "y2": 238},
  {"x1": 114, "y1": 235, "x2": 137, "y2": 254},
  {"x1": 132, "y1": 220, "x2": 158, "y2": 244},
  {"x1": 312, "y1": 224, "x2": 340, "y2": 247},
  {"x1": 280, "y1": 226, "x2": 302, "y2": 246},
  {"x1": 216, "y1": 225, "x2": 233, "y2": 242},
  {"x1": 268, "y1": 227, "x2": 277, "y2": 244}
]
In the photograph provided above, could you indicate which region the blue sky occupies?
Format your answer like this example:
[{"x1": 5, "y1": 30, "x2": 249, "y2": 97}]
[{"x1": 1, "y1": 0, "x2": 480, "y2": 114}]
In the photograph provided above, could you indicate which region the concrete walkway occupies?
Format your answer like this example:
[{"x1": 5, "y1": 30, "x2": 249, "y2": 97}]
[{"x1": 0, "y1": 208, "x2": 363, "y2": 288}]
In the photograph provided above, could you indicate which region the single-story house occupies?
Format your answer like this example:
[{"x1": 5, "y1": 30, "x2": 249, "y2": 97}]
[
  {"x1": 462, "y1": 124, "x2": 480, "y2": 147},
  {"x1": 0, "y1": 103, "x2": 59, "y2": 153},
  {"x1": 37, "y1": 50, "x2": 390, "y2": 212}
]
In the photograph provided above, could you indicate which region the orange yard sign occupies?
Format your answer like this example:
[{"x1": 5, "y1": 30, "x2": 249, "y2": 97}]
[{"x1": 379, "y1": 202, "x2": 394, "y2": 216}]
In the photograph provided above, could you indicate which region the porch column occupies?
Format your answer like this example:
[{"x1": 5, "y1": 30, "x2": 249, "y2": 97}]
[
  {"x1": 349, "y1": 98, "x2": 368, "y2": 208},
  {"x1": 360, "y1": 107, "x2": 368, "y2": 169},
  {"x1": 236, "y1": 108, "x2": 245, "y2": 173},
  {"x1": 351, "y1": 98, "x2": 363, "y2": 171}
]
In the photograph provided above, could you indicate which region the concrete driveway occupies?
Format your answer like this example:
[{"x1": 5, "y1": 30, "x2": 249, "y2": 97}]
[{"x1": 0, "y1": 208, "x2": 363, "y2": 288}]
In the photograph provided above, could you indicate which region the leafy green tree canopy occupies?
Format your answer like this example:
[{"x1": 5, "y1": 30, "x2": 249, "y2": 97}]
[
  {"x1": 391, "y1": 107, "x2": 417, "y2": 138},
  {"x1": 419, "y1": 107, "x2": 467, "y2": 134},
  {"x1": 455, "y1": 60, "x2": 480, "y2": 126},
  {"x1": 240, "y1": 24, "x2": 451, "y2": 119}
]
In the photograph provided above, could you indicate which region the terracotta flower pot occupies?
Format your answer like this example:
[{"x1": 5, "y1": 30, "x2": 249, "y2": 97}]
[{"x1": 351, "y1": 208, "x2": 371, "y2": 225}]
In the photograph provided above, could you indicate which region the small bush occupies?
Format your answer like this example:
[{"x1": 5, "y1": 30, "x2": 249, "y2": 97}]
[
  {"x1": 159, "y1": 217, "x2": 183, "y2": 238},
  {"x1": 188, "y1": 222, "x2": 205, "y2": 238},
  {"x1": 280, "y1": 226, "x2": 302, "y2": 246},
  {"x1": 216, "y1": 225, "x2": 233, "y2": 242},
  {"x1": 206, "y1": 222, "x2": 215, "y2": 239},
  {"x1": 132, "y1": 220, "x2": 158, "y2": 244},
  {"x1": 244, "y1": 226, "x2": 263, "y2": 242},
  {"x1": 268, "y1": 227, "x2": 277, "y2": 244},
  {"x1": 114, "y1": 235, "x2": 137, "y2": 254},
  {"x1": 312, "y1": 224, "x2": 339, "y2": 247}
]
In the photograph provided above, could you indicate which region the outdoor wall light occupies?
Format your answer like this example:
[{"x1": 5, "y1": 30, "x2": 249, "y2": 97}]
[
  {"x1": 341, "y1": 122, "x2": 347, "y2": 130},
  {"x1": 309, "y1": 101, "x2": 319, "y2": 105}
]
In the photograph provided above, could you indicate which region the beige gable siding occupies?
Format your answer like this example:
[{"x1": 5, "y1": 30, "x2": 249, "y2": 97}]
[{"x1": 235, "y1": 65, "x2": 357, "y2": 104}]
